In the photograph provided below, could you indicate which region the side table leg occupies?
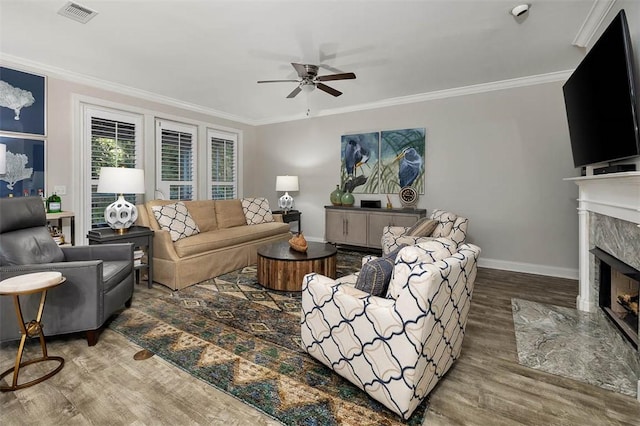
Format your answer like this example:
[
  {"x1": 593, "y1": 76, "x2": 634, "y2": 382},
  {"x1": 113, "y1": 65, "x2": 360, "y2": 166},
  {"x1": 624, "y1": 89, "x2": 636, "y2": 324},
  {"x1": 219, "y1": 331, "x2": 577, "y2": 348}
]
[
  {"x1": 0, "y1": 290, "x2": 64, "y2": 392},
  {"x1": 8, "y1": 295, "x2": 28, "y2": 389}
]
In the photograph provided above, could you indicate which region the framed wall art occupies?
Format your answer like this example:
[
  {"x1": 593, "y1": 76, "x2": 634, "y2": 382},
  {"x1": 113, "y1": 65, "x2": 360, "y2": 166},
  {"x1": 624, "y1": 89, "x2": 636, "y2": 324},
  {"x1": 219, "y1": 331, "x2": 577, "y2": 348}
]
[
  {"x1": 340, "y1": 132, "x2": 379, "y2": 194},
  {"x1": 0, "y1": 67, "x2": 46, "y2": 136},
  {"x1": 379, "y1": 128, "x2": 426, "y2": 194},
  {"x1": 0, "y1": 136, "x2": 45, "y2": 198}
]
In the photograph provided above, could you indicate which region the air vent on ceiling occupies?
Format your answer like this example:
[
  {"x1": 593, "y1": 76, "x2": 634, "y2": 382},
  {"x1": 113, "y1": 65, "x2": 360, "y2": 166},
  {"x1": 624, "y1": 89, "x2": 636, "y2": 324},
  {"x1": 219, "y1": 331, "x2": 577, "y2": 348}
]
[{"x1": 58, "y1": 1, "x2": 98, "y2": 24}]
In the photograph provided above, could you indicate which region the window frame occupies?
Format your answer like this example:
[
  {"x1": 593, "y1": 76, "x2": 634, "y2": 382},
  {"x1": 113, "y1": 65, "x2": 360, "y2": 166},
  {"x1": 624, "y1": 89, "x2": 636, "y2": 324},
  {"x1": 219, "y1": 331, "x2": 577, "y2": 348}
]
[
  {"x1": 82, "y1": 104, "x2": 144, "y2": 230},
  {"x1": 207, "y1": 128, "x2": 238, "y2": 200},
  {"x1": 155, "y1": 119, "x2": 198, "y2": 201}
]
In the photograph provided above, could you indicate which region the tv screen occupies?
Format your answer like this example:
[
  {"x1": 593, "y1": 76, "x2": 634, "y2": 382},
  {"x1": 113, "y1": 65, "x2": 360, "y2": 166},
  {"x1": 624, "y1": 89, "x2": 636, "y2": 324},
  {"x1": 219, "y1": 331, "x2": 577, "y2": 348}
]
[{"x1": 562, "y1": 9, "x2": 640, "y2": 168}]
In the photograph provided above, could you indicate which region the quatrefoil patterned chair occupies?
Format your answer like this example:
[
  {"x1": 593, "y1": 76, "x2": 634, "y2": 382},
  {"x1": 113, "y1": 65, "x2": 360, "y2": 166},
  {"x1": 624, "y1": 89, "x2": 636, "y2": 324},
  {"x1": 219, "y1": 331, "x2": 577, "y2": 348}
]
[
  {"x1": 301, "y1": 238, "x2": 481, "y2": 420},
  {"x1": 381, "y1": 209, "x2": 468, "y2": 255}
]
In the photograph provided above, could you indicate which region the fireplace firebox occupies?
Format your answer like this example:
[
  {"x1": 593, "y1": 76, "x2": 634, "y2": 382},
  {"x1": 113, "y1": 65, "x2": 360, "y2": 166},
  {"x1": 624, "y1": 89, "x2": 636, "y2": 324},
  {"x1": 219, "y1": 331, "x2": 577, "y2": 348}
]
[{"x1": 594, "y1": 247, "x2": 640, "y2": 350}]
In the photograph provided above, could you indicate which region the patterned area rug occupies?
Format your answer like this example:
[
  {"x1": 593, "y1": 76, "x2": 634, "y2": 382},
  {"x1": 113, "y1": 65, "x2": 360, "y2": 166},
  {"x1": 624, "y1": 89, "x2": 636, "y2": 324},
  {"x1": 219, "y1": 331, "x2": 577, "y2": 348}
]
[{"x1": 109, "y1": 249, "x2": 429, "y2": 425}]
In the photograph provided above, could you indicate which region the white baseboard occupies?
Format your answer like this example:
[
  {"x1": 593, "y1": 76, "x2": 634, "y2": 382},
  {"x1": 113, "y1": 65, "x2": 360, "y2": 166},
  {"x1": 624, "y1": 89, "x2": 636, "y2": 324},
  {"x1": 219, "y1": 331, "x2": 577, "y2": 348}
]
[
  {"x1": 306, "y1": 237, "x2": 579, "y2": 280},
  {"x1": 478, "y1": 257, "x2": 578, "y2": 280}
]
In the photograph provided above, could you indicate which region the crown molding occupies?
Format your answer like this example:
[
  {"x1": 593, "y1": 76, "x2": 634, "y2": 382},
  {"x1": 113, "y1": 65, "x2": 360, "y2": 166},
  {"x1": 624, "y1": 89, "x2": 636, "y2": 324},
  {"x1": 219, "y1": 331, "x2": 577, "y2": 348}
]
[
  {"x1": 2, "y1": 53, "x2": 572, "y2": 127},
  {"x1": 253, "y1": 70, "x2": 574, "y2": 125},
  {"x1": 572, "y1": 0, "x2": 616, "y2": 48},
  {"x1": 0, "y1": 54, "x2": 256, "y2": 126}
]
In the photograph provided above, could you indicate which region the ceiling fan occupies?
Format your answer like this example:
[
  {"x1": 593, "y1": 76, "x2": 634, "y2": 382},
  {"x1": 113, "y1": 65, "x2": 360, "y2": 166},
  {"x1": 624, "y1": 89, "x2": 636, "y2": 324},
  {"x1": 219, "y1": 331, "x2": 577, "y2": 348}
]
[{"x1": 257, "y1": 63, "x2": 356, "y2": 98}]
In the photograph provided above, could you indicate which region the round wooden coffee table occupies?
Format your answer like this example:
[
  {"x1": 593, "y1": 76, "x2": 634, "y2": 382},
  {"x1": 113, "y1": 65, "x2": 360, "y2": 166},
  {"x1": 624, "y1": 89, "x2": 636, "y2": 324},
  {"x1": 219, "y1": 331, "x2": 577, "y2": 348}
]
[{"x1": 257, "y1": 241, "x2": 337, "y2": 291}]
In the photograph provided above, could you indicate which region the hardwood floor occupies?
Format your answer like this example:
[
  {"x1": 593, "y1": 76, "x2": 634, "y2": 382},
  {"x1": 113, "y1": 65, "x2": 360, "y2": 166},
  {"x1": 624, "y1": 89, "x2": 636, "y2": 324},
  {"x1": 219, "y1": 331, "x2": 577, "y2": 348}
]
[{"x1": 1, "y1": 268, "x2": 639, "y2": 425}]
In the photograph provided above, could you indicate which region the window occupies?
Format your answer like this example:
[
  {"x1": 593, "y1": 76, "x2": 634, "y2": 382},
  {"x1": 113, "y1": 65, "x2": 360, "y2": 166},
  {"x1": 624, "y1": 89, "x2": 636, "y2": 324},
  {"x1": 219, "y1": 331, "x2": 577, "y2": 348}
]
[
  {"x1": 156, "y1": 119, "x2": 197, "y2": 200},
  {"x1": 85, "y1": 107, "x2": 143, "y2": 228},
  {"x1": 208, "y1": 129, "x2": 237, "y2": 199}
]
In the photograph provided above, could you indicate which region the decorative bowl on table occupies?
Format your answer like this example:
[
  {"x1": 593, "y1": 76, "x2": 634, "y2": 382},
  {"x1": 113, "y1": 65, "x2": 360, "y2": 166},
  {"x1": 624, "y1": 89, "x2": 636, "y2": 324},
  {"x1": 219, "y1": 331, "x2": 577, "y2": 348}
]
[{"x1": 289, "y1": 233, "x2": 308, "y2": 253}]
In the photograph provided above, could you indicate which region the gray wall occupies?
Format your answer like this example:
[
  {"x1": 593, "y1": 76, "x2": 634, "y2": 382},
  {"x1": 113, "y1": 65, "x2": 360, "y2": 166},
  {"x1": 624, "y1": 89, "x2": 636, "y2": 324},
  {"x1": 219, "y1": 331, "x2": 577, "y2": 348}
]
[{"x1": 251, "y1": 81, "x2": 580, "y2": 277}]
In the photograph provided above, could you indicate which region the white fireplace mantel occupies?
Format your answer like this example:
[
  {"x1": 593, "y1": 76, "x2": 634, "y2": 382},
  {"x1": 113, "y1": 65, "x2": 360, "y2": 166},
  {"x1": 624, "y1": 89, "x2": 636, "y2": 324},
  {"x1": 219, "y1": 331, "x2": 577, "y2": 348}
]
[{"x1": 565, "y1": 172, "x2": 640, "y2": 312}]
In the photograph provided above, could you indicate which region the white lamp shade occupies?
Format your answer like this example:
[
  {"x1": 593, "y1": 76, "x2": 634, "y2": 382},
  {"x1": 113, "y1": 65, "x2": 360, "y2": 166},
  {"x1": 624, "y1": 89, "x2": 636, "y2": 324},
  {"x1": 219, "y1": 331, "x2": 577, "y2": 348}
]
[
  {"x1": 97, "y1": 167, "x2": 145, "y2": 194},
  {"x1": 0, "y1": 143, "x2": 6, "y2": 175},
  {"x1": 275, "y1": 175, "x2": 299, "y2": 192}
]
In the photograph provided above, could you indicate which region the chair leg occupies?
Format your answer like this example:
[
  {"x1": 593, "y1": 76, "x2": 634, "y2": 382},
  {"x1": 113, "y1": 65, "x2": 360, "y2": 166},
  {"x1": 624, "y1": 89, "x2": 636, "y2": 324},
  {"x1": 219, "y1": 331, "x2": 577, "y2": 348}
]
[{"x1": 86, "y1": 329, "x2": 100, "y2": 346}]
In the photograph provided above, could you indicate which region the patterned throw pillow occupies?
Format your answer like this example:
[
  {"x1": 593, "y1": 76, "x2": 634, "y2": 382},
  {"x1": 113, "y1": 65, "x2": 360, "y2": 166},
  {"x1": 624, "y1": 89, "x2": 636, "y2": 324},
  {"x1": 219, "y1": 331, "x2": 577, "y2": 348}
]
[
  {"x1": 241, "y1": 197, "x2": 274, "y2": 225},
  {"x1": 407, "y1": 218, "x2": 438, "y2": 237},
  {"x1": 151, "y1": 201, "x2": 200, "y2": 242},
  {"x1": 355, "y1": 244, "x2": 407, "y2": 297}
]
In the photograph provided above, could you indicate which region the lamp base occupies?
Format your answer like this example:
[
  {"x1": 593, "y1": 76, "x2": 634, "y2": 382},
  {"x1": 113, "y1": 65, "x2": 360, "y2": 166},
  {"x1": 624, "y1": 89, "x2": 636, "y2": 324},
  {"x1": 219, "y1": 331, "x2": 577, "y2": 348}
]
[
  {"x1": 104, "y1": 195, "x2": 138, "y2": 232},
  {"x1": 278, "y1": 192, "x2": 294, "y2": 211}
]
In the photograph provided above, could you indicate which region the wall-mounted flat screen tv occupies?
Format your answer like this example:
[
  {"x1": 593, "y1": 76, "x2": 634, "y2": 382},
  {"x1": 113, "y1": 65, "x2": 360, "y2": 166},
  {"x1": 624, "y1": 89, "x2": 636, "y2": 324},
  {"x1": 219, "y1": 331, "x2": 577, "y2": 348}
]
[{"x1": 562, "y1": 9, "x2": 640, "y2": 168}]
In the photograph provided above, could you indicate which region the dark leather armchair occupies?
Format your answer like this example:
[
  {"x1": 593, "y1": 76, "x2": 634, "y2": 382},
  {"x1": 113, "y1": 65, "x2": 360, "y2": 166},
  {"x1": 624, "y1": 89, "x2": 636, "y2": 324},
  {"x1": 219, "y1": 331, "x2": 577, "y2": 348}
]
[{"x1": 0, "y1": 196, "x2": 134, "y2": 346}]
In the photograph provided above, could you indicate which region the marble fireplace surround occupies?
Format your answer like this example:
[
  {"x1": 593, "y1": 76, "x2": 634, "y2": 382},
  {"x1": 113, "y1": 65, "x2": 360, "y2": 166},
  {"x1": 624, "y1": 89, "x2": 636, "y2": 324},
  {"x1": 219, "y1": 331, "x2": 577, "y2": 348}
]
[{"x1": 567, "y1": 172, "x2": 640, "y2": 314}]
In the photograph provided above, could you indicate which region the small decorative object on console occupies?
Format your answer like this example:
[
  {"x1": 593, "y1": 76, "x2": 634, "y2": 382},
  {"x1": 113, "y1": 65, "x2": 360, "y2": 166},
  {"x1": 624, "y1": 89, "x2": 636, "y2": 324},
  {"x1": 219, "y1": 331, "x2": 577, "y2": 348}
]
[
  {"x1": 289, "y1": 232, "x2": 308, "y2": 253},
  {"x1": 340, "y1": 191, "x2": 354, "y2": 207},
  {"x1": 329, "y1": 184, "x2": 343, "y2": 206},
  {"x1": 46, "y1": 193, "x2": 61, "y2": 213},
  {"x1": 399, "y1": 186, "x2": 418, "y2": 208}
]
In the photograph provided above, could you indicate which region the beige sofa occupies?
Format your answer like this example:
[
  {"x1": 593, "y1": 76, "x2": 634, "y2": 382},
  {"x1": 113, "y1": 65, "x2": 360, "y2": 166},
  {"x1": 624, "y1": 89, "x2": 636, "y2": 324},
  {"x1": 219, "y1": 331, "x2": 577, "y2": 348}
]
[{"x1": 136, "y1": 199, "x2": 291, "y2": 290}]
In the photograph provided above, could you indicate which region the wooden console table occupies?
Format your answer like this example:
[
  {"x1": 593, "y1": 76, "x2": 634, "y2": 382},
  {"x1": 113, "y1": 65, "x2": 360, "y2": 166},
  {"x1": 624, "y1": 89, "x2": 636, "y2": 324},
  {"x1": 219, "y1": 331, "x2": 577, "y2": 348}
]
[{"x1": 325, "y1": 206, "x2": 426, "y2": 249}]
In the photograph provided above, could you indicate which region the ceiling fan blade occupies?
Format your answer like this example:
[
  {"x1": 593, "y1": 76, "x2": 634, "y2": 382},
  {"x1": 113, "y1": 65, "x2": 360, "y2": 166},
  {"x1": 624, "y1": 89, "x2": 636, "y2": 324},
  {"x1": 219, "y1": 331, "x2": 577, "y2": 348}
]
[
  {"x1": 257, "y1": 79, "x2": 300, "y2": 83},
  {"x1": 316, "y1": 83, "x2": 342, "y2": 97},
  {"x1": 291, "y1": 63, "x2": 308, "y2": 78},
  {"x1": 316, "y1": 72, "x2": 356, "y2": 82},
  {"x1": 286, "y1": 86, "x2": 302, "y2": 98}
]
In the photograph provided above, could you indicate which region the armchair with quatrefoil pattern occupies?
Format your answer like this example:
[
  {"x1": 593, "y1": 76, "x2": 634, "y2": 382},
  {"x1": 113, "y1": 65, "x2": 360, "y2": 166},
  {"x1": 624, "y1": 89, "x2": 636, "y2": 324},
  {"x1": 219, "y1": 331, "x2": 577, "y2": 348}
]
[
  {"x1": 301, "y1": 238, "x2": 481, "y2": 420},
  {"x1": 381, "y1": 209, "x2": 469, "y2": 255}
]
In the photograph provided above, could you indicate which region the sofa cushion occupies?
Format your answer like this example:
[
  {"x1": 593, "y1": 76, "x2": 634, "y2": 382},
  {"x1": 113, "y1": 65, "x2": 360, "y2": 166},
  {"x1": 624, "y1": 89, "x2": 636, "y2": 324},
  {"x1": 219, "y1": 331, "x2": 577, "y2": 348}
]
[
  {"x1": 241, "y1": 197, "x2": 274, "y2": 225},
  {"x1": 215, "y1": 199, "x2": 247, "y2": 229},
  {"x1": 184, "y1": 200, "x2": 217, "y2": 232},
  {"x1": 407, "y1": 218, "x2": 438, "y2": 237},
  {"x1": 386, "y1": 238, "x2": 456, "y2": 299},
  {"x1": 152, "y1": 201, "x2": 200, "y2": 242},
  {"x1": 355, "y1": 244, "x2": 406, "y2": 297},
  {"x1": 173, "y1": 221, "x2": 290, "y2": 258}
]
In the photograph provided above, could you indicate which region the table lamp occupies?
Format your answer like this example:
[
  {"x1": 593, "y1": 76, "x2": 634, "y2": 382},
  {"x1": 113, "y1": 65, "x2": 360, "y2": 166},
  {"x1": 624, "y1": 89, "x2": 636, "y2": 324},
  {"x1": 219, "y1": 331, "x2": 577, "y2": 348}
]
[
  {"x1": 97, "y1": 167, "x2": 145, "y2": 233},
  {"x1": 276, "y1": 175, "x2": 299, "y2": 212}
]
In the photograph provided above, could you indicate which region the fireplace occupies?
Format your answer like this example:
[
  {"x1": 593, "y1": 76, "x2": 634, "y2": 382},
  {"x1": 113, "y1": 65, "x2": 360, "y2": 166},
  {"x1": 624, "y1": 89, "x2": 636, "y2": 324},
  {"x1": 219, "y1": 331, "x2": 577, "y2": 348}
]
[
  {"x1": 567, "y1": 172, "x2": 640, "y2": 398},
  {"x1": 594, "y1": 247, "x2": 640, "y2": 349}
]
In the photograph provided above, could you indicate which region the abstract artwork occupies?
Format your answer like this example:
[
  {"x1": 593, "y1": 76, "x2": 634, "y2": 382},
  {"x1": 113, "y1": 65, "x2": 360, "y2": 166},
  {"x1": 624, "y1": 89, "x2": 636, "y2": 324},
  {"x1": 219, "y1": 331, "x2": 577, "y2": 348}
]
[
  {"x1": 341, "y1": 132, "x2": 379, "y2": 194},
  {"x1": 0, "y1": 136, "x2": 45, "y2": 198},
  {"x1": 379, "y1": 128, "x2": 425, "y2": 194},
  {"x1": 0, "y1": 67, "x2": 46, "y2": 136}
]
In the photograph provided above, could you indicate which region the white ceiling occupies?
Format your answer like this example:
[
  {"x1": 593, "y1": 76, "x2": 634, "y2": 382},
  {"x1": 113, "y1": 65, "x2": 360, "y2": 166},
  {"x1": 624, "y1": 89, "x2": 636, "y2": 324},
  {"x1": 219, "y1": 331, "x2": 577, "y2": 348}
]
[{"x1": 0, "y1": 0, "x2": 608, "y2": 124}]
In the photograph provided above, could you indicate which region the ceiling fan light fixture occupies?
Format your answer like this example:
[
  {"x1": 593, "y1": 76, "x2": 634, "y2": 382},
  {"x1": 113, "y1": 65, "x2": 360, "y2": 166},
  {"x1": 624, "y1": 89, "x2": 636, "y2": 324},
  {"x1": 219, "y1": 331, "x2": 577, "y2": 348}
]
[{"x1": 301, "y1": 84, "x2": 315, "y2": 93}]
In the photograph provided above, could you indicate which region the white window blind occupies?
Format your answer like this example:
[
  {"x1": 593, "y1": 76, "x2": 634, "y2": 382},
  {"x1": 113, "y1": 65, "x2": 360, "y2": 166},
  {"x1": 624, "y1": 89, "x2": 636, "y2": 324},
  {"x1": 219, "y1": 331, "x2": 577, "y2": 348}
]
[
  {"x1": 86, "y1": 108, "x2": 142, "y2": 227},
  {"x1": 156, "y1": 120, "x2": 197, "y2": 200},
  {"x1": 208, "y1": 129, "x2": 237, "y2": 199}
]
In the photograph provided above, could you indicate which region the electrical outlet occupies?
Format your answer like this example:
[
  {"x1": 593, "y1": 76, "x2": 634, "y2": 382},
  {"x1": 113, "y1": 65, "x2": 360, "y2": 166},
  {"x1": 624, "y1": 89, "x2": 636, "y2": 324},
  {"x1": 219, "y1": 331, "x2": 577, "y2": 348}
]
[{"x1": 54, "y1": 185, "x2": 66, "y2": 195}]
